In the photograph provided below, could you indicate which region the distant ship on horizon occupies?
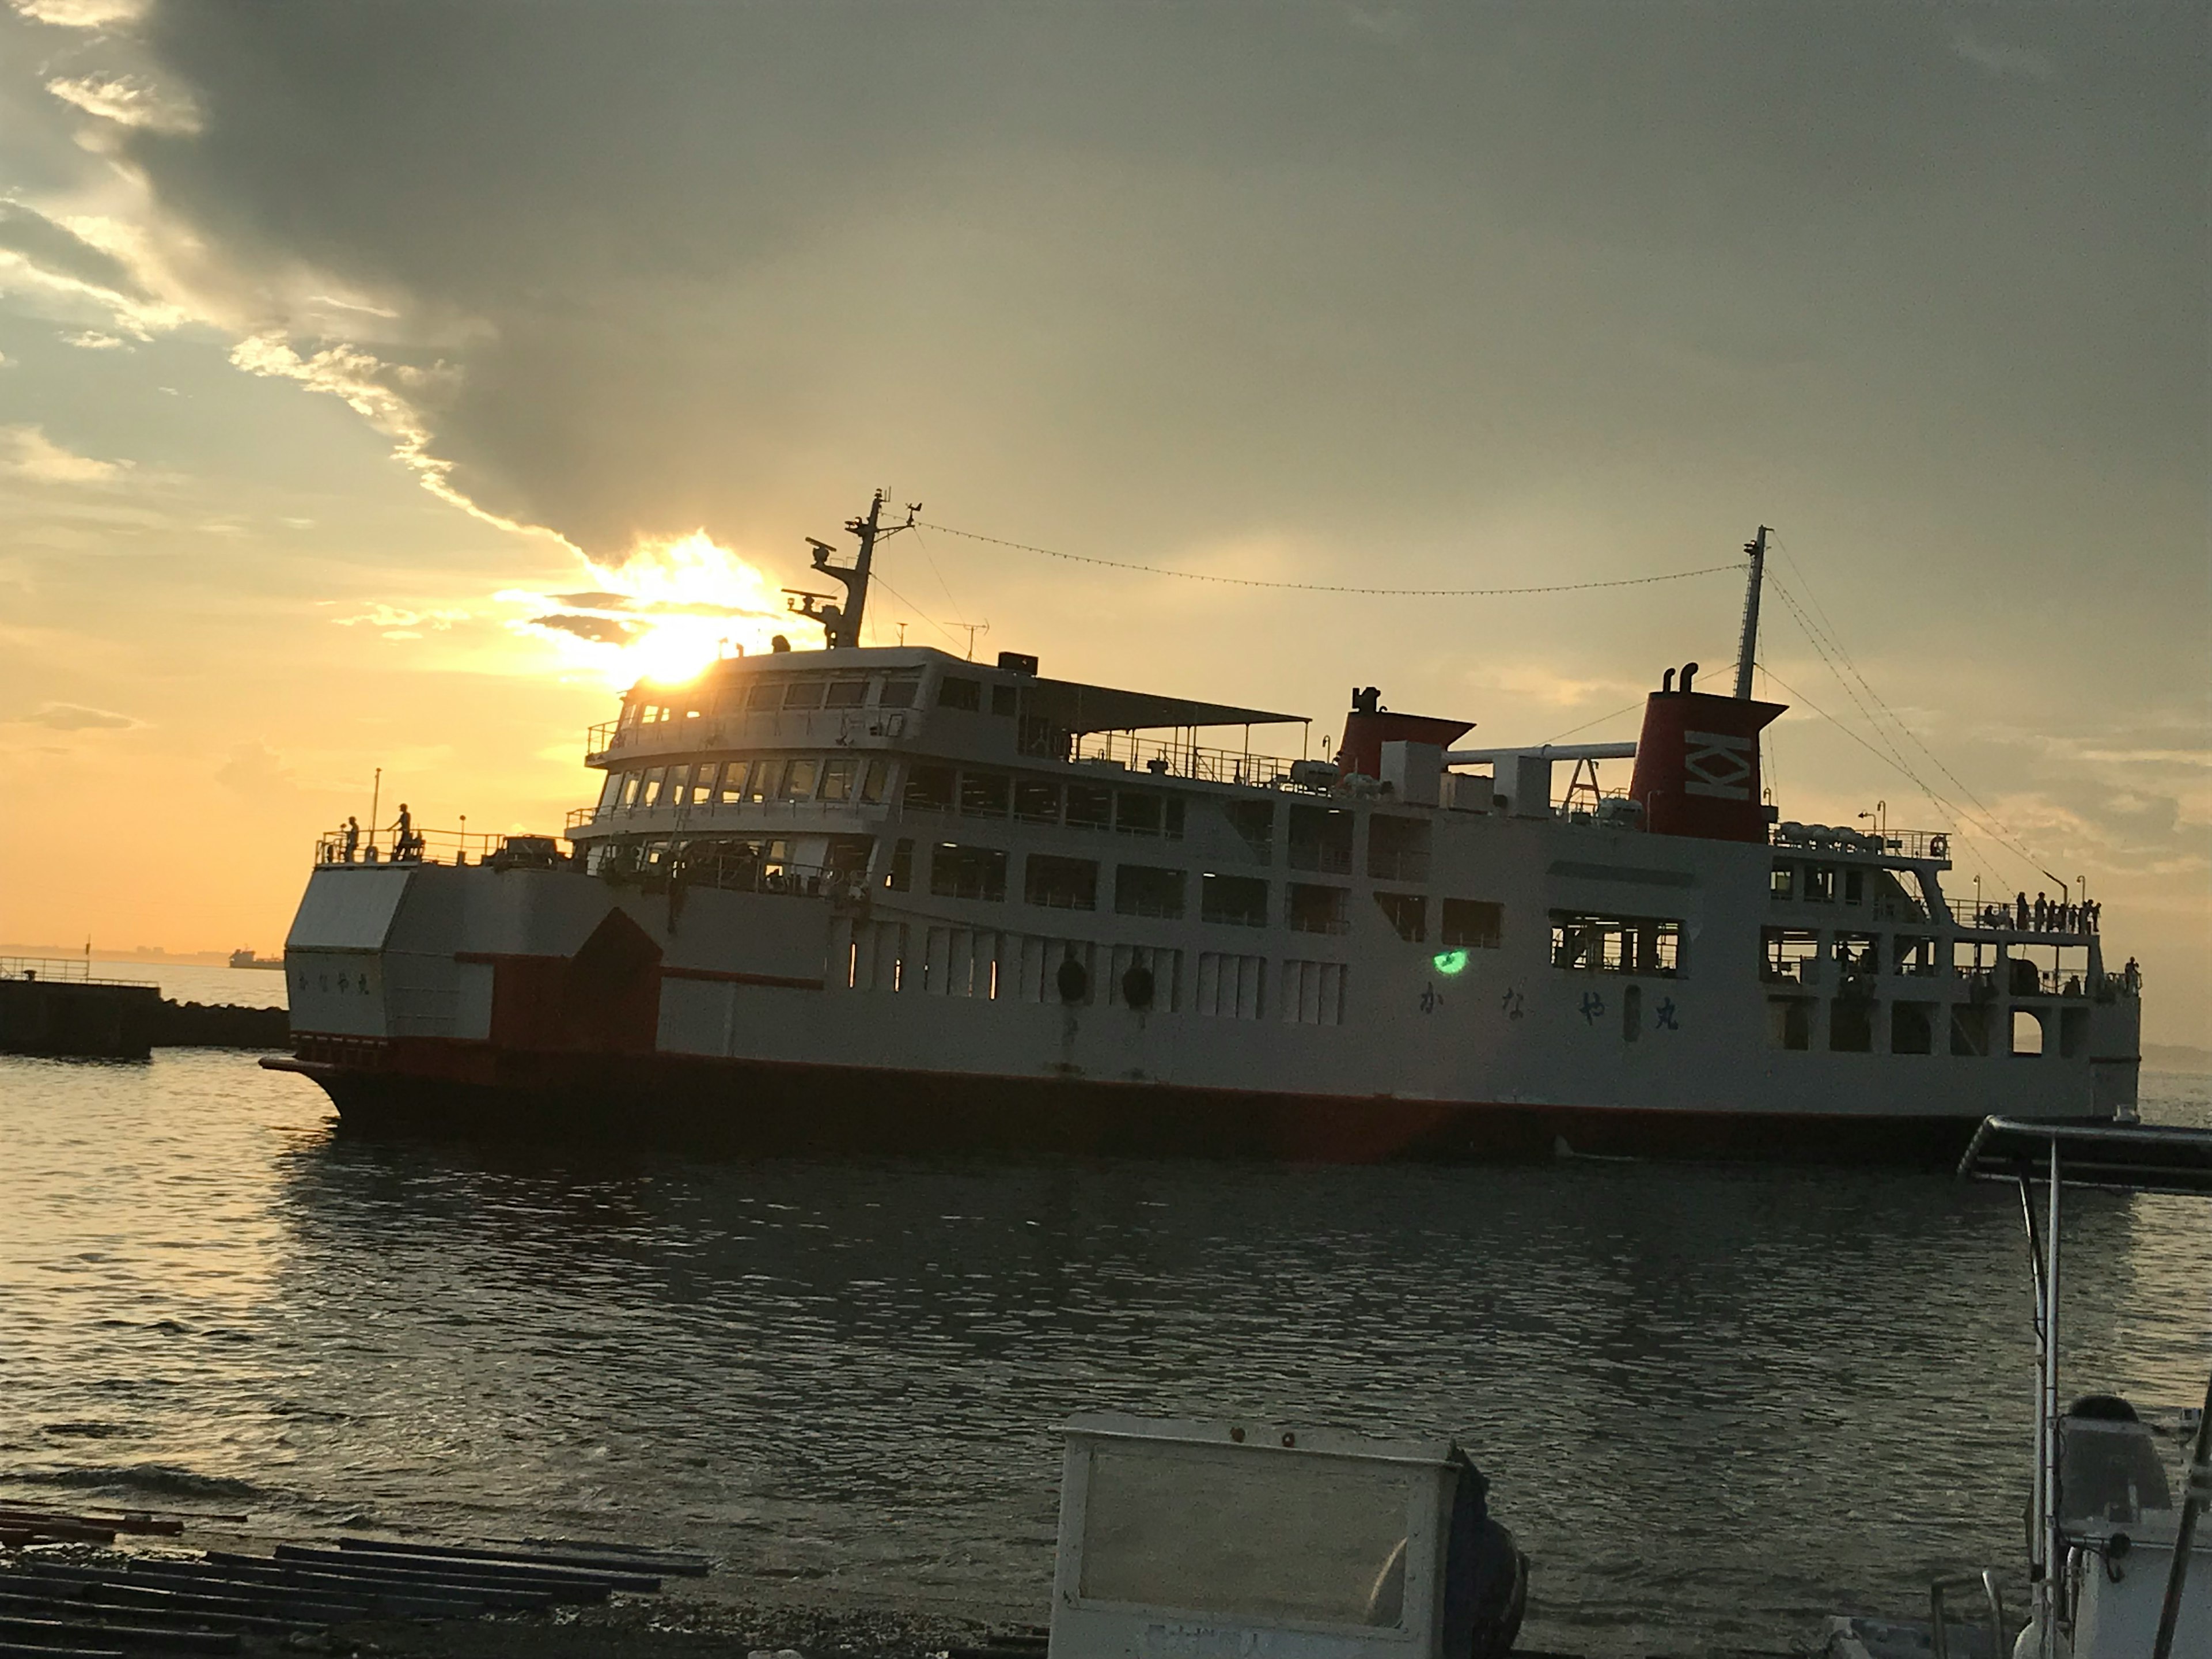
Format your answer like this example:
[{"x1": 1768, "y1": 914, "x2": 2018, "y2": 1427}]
[{"x1": 229, "y1": 949, "x2": 285, "y2": 971}]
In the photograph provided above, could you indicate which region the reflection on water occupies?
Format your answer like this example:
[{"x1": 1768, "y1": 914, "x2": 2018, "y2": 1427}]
[{"x1": 1, "y1": 1051, "x2": 2205, "y2": 1657}]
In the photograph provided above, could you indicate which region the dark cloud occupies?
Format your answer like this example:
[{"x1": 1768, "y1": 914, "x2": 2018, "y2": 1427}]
[
  {"x1": 79, "y1": 2, "x2": 2197, "y2": 572},
  {"x1": 528, "y1": 613, "x2": 634, "y2": 645}
]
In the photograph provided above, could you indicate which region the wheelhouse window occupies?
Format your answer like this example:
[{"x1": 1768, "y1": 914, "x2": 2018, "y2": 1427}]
[
  {"x1": 746, "y1": 680, "x2": 787, "y2": 711},
  {"x1": 820, "y1": 756, "x2": 858, "y2": 802},
  {"x1": 688, "y1": 763, "x2": 719, "y2": 806},
  {"x1": 1550, "y1": 911, "x2": 1682, "y2": 976},
  {"x1": 960, "y1": 770, "x2": 1012, "y2": 817},
  {"x1": 783, "y1": 679, "x2": 827, "y2": 711},
  {"x1": 747, "y1": 759, "x2": 786, "y2": 803},
  {"x1": 929, "y1": 843, "x2": 1007, "y2": 902},
  {"x1": 717, "y1": 762, "x2": 749, "y2": 805},
  {"x1": 1014, "y1": 779, "x2": 1062, "y2": 825},
  {"x1": 879, "y1": 677, "x2": 919, "y2": 709},
  {"x1": 1066, "y1": 783, "x2": 1113, "y2": 830},
  {"x1": 1115, "y1": 865, "x2": 1187, "y2": 920},
  {"x1": 1368, "y1": 816, "x2": 1430, "y2": 882},
  {"x1": 1202, "y1": 873, "x2": 1268, "y2": 928},
  {"x1": 1287, "y1": 883, "x2": 1349, "y2": 935},
  {"x1": 903, "y1": 763, "x2": 956, "y2": 812},
  {"x1": 1287, "y1": 805, "x2": 1354, "y2": 873},
  {"x1": 615, "y1": 772, "x2": 645, "y2": 810},
  {"x1": 825, "y1": 678, "x2": 868, "y2": 708},
  {"x1": 1441, "y1": 899, "x2": 1502, "y2": 949},
  {"x1": 938, "y1": 675, "x2": 982, "y2": 711},
  {"x1": 782, "y1": 758, "x2": 820, "y2": 800},
  {"x1": 1373, "y1": 891, "x2": 1426, "y2": 942},
  {"x1": 859, "y1": 759, "x2": 890, "y2": 803},
  {"x1": 1025, "y1": 854, "x2": 1099, "y2": 911},
  {"x1": 1225, "y1": 800, "x2": 1275, "y2": 863},
  {"x1": 638, "y1": 766, "x2": 666, "y2": 807}
]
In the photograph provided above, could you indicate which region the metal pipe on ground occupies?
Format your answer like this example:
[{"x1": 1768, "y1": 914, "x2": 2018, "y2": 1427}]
[
  {"x1": 15, "y1": 1571, "x2": 366, "y2": 1624},
  {"x1": 0, "y1": 1639, "x2": 126, "y2": 1659},
  {"x1": 201, "y1": 1551, "x2": 556, "y2": 1606},
  {"x1": 0, "y1": 1612, "x2": 238, "y2": 1654},
  {"x1": 127, "y1": 1561, "x2": 495, "y2": 1620},
  {"x1": 0, "y1": 1585, "x2": 305, "y2": 1636},
  {"x1": 360, "y1": 1536, "x2": 710, "y2": 1577},
  {"x1": 189, "y1": 1554, "x2": 543, "y2": 1610},
  {"x1": 278, "y1": 1543, "x2": 647, "y2": 1595}
]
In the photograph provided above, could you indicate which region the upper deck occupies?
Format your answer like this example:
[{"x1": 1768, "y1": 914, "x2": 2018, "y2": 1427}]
[{"x1": 583, "y1": 645, "x2": 1311, "y2": 783}]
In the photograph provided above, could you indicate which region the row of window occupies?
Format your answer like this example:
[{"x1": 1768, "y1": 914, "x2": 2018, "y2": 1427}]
[
  {"x1": 895, "y1": 840, "x2": 1502, "y2": 944},
  {"x1": 1767, "y1": 997, "x2": 2088, "y2": 1058},
  {"x1": 629, "y1": 672, "x2": 925, "y2": 726},
  {"x1": 1548, "y1": 912, "x2": 1684, "y2": 977},
  {"x1": 843, "y1": 922, "x2": 1344, "y2": 1026},
  {"x1": 899, "y1": 764, "x2": 1190, "y2": 838},
  {"x1": 599, "y1": 756, "x2": 893, "y2": 813}
]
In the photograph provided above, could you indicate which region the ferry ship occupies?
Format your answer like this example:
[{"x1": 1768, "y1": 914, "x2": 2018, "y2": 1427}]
[{"x1": 268, "y1": 498, "x2": 2142, "y2": 1160}]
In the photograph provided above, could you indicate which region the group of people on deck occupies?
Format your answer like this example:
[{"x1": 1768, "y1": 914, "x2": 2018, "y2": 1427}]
[
  {"x1": 332, "y1": 805, "x2": 425, "y2": 863},
  {"x1": 1976, "y1": 891, "x2": 2099, "y2": 934}
]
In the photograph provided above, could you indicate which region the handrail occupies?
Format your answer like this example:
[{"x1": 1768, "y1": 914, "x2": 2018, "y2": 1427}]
[
  {"x1": 1949, "y1": 899, "x2": 2102, "y2": 936},
  {"x1": 1929, "y1": 1569, "x2": 2006, "y2": 1659},
  {"x1": 314, "y1": 825, "x2": 566, "y2": 868}
]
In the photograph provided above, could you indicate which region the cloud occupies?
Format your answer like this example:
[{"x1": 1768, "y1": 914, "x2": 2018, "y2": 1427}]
[
  {"x1": 214, "y1": 741, "x2": 296, "y2": 795},
  {"x1": 0, "y1": 202, "x2": 153, "y2": 305},
  {"x1": 9, "y1": 0, "x2": 143, "y2": 25},
  {"x1": 13, "y1": 700, "x2": 138, "y2": 729},
  {"x1": 529, "y1": 613, "x2": 635, "y2": 645},
  {"x1": 62, "y1": 328, "x2": 127, "y2": 350},
  {"x1": 334, "y1": 602, "x2": 469, "y2": 636},
  {"x1": 46, "y1": 73, "x2": 200, "y2": 134},
  {"x1": 1, "y1": 423, "x2": 127, "y2": 483},
  {"x1": 1952, "y1": 30, "x2": 2056, "y2": 82}
]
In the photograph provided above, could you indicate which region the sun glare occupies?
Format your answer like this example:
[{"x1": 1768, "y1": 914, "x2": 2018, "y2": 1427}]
[{"x1": 516, "y1": 529, "x2": 796, "y2": 689}]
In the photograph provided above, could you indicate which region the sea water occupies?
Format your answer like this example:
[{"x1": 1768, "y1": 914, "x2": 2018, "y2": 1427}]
[{"x1": 1, "y1": 963, "x2": 2205, "y2": 1656}]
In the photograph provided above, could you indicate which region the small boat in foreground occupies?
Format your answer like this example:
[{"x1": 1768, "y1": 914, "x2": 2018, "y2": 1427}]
[{"x1": 1820, "y1": 1116, "x2": 2212, "y2": 1659}]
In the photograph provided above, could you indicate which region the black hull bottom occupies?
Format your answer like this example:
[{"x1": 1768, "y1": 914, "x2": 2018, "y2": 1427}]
[{"x1": 274, "y1": 1049, "x2": 2046, "y2": 1166}]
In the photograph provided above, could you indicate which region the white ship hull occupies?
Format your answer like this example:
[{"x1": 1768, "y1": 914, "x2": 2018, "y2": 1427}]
[{"x1": 273, "y1": 740, "x2": 2139, "y2": 1164}]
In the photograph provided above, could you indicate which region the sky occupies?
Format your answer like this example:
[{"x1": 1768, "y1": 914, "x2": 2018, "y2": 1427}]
[{"x1": 0, "y1": 2, "x2": 2205, "y2": 1041}]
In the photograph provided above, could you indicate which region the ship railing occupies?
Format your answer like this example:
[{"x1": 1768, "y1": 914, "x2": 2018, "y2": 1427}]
[
  {"x1": 0, "y1": 955, "x2": 152, "y2": 988},
  {"x1": 590, "y1": 839, "x2": 865, "y2": 903},
  {"x1": 314, "y1": 825, "x2": 569, "y2": 869},
  {"x1": 1946, "y1": 899, "x2": 2102, "y2": 937},
  {"x1": 1067, "y1": 730, "x2": 1303, "y2": 788},
  {"x1": 1286, "y1": 845, "x2": 1354, "y2": 874},
  {"x1": 1771, "y1": 824, "x2": 1953, "y2": 861}
]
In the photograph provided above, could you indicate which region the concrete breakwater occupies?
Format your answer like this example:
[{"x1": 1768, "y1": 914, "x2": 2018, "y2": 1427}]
[{"x1": 0, "y1": 965, "x2": 287, "y2": 1059}]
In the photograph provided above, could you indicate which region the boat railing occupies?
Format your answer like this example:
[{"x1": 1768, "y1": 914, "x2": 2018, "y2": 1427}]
[
  {"x1": 1771, "y1": 824, "x2": 1953, "y2": 861},
  {"x1": 0, "y1": 956, "x2": 151, "y2": 988},
  {"x1": 1947, "y1": 899, "x2": 2103, "y2": 937},
  {"x1": 591, "y1": 839, "x2": 865, "y2": 903},
  {"x1": 1067, "y1": 730, "x2": 1302, "y2": 789},
  {"x1": 315, "y1": 826, "x2": 569, "y2": 869}
]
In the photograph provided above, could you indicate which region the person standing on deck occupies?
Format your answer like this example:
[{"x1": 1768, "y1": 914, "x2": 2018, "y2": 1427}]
[
  {"x1": 391, "y1": 803, "x2": 414, "y2": 861},
  {"x1": 2016, "y1": 892, "x2": 2029, "y2": 930},
  {"x1": 342, "y1": 817, "x2": 359, "y2": 862}
]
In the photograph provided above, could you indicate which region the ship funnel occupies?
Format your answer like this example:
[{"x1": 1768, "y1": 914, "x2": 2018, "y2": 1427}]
[
  {"x1": 1336, "y1": 686, "x2": 1473, "y2": 782},
  {"x1": 1627, "y1": 668, "x2": 1783, "y2": 843}
]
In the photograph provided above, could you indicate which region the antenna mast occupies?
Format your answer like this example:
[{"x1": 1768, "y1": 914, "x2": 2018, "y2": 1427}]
[
  {"x1": 787, "y1": 490, "x2": 919, "y2": 649},
  {"x1": 1733, "y1": 525, "x2": 1769, "y2": 700}
]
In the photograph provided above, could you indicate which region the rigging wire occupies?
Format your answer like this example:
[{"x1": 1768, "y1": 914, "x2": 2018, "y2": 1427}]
[
  {"x1": 916, "y1": 521, "x2": 1742, "y2": 598},
  {"x1": 1763, "y1": 561, "x2": 2050, "y2": 877},
  {"x1": 866, "y1": 569, "x2": 967, "y2": 654},
  {"x1": 1541, "y1": 700, "x2": 1645, "y2": 745},
  {"x1": 1755, "y1": 658, "x2": 2009, "y2": 894}
]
